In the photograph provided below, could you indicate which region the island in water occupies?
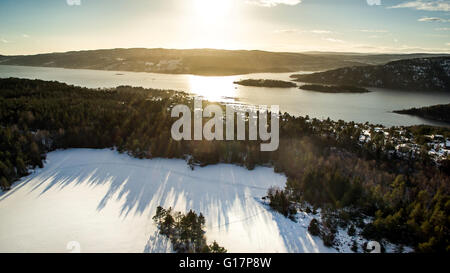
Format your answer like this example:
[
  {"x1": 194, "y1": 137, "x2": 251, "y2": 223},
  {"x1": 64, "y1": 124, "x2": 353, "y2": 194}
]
[
  {"x1": 299, "y1": 84, "x2": 370, "y2": 93},
  {"x1": 394, "y1": 103, "x2": 450, "y2": 123},
  {"x1": 291, "y1": 57, "x2": 450, "y2": 92},
  {"x1": 233, "y1": 79, "x2": 297, "y2": 88}
]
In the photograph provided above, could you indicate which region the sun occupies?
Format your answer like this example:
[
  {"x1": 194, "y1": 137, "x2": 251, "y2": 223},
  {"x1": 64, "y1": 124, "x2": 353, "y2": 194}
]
[
  {"x1": 186, "y1": 0, "x2": 239, "y2": 49},
  {"x1": 193, "y1": 0, "x2": 233, "y2": 25}
]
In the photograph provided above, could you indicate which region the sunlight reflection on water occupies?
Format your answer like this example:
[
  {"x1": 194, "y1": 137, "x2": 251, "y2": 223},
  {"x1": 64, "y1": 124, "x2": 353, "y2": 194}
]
[
  {"x1": 1, "y1": 65, "x2": 450, "y2": 127},
  {"x1": 187, "y1": 74, "x2": 238, "y2": 103}
]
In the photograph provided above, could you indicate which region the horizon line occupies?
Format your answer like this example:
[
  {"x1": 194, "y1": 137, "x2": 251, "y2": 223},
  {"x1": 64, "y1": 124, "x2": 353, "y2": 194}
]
[{"x1": 2, "y1": 47, "x2": 450, "y2": 57}]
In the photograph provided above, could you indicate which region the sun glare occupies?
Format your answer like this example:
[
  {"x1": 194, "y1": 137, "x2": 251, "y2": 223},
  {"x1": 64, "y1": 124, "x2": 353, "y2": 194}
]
[
  {"x1": 187, "y1": 0, "x2": 239, "y2": 49},
  {"x1": 193, "y1": 0, "x2": 233, "y2": 24},
  {"x1": 188, "y1": 75, "x2": 238, "y2": 102}
]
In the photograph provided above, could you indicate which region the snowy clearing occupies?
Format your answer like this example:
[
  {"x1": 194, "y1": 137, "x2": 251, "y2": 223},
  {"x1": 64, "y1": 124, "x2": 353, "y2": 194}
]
[{"x1": 0, "y1": 149, "x2": 335, "y2": 253}]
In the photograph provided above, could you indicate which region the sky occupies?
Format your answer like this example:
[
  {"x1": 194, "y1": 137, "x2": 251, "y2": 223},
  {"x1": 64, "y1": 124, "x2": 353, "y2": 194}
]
[{"x1": 0, "y1": 0, "x2": 450, "y2": 55}]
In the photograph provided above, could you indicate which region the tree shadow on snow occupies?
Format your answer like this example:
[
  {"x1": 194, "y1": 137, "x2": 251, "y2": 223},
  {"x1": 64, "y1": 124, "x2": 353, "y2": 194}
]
[{"x1": 23, "y1": 149, "x2": 286, "y2": 240}]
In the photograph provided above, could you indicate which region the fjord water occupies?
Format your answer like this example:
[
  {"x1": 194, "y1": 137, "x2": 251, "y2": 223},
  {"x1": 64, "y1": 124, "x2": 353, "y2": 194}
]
[{"x1": 1, "y1": 65, "x2": 449, "y2": 127}]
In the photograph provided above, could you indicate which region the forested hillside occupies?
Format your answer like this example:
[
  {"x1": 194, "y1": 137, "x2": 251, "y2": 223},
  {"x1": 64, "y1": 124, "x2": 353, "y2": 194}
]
[
  {"x1": 292, "y1": 57, "x2": 450, "y2": 91},
  {"x1": 394, "y1": 104, "x2": 450, "y2": 123},
  {"x1": 0, "y1": 78, "x2": 448, "y2": 252},
  {"x1": 2, "y1": 49, "x2": 447, "y2": 76},
  {"x1": 0, "y1": 48, "x2": 364, "y2": 75}
]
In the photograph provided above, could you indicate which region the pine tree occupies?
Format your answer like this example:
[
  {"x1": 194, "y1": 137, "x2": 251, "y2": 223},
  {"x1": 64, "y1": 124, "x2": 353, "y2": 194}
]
[
  {"x1": 208, "y1": 241, "x2": 227, "y2": 253},
  {"x1": 0, "y1": 177, "x2": 10, "y2": 191},
  {"x1": 152, "y1": 206, "x2": 166, "y2": 226},
  {"x1": 348, "y1": 225, "x2": 356, "y2": 236},
  {"x1": 308, "y1": 219, "x2": 321, "y2": 236},
  {"x1": 351, "y1": 240, "x2": 358, "y2": 252},
  {"x1": 162, "y1": 209, "x2": 174, "y2": 237},
  {"x1": 16, "y1": 156, "x2": 27, "y2": 176},
  {"x1": 29, "y1": 142, "x2": 42, "y2": 168},
  {"x1": 0, "y1": 161, "x2": 9, "y2": 179}
]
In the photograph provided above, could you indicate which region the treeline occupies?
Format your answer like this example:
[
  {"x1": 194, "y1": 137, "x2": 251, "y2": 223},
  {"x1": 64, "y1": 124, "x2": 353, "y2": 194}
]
[
  {"x1": 0, "y1": 77, "x2": 448, "y2": 252},
  {"x1": 0, "y1": 77, "x2": 183, "y2": 190},
  {"x1": 300, "y1": 84, "x2": 370, "y2": 93},
  {"x1": 233, "y1": 79, "x2": 297, "y2": 88},
  {"x1": 0, "y1": 127, "x2": 44, "y2": 190},
  {"x1": 268, "y1": 138, "x2": 449, "y2": 252},
  {"x1": 394, "y1": 104, "x2": 450, "y2": 123},
  {"x1": 291, "y1": 57, "x2": 450, "y2": 91},
  {"x1": 152, "y1": 206, "x2": 226, "y2": 253}
]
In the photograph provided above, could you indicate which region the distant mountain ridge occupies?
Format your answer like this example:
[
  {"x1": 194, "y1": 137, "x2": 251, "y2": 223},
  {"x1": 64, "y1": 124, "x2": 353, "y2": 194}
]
[
  {"x1": 291, "y1": 57, "x2": 450, "y2": 91},
  {"x1": 0, "y1": 48, "x2": 448, "y2": 76}
]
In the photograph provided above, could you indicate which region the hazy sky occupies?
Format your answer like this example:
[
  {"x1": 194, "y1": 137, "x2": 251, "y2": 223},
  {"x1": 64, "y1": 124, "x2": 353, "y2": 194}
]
[{"x1": 1, "y1": 0, "x2": 450, "y2": 55}]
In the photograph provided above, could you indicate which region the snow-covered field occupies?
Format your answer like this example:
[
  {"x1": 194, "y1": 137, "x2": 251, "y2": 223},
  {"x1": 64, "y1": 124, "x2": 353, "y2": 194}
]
[{"x1": 0, "y1": 149, "x2": 335, "y2": 253}]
